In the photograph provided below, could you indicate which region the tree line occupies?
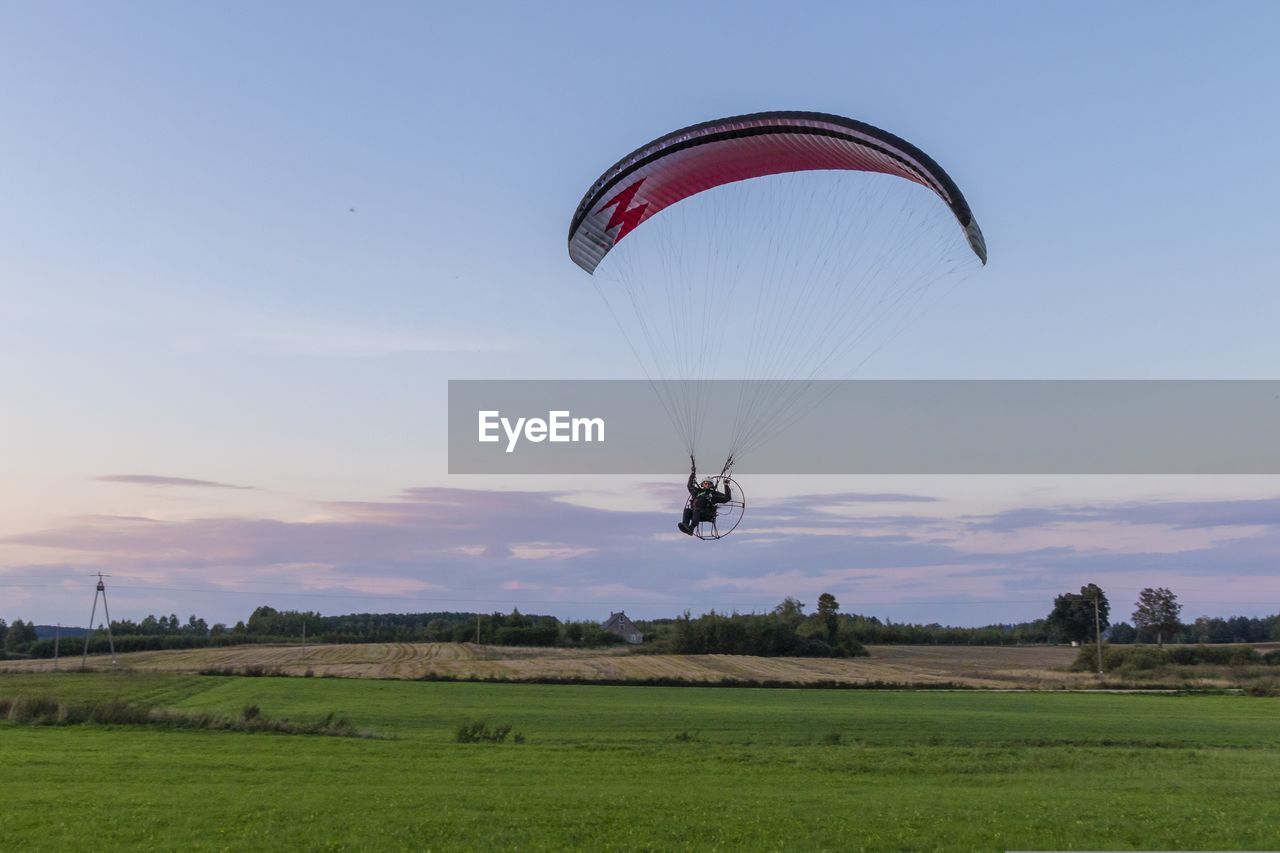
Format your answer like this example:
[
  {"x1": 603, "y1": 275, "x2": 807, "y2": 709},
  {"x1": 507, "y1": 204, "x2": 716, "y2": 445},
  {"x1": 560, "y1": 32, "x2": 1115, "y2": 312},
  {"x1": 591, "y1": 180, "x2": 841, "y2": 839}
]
[
  {"x1": 1043, "y1": 584, "x2": 1280, "y2": 648},
  {"x1": 4, "y1": 586, "x2": 1278, "y2": 660},
  {"x1": 1, "y1": 607, "x2": 629, "y2": 660},
  {"x1": 666, "y1": 594, "x2": 867, "y2": 657}
]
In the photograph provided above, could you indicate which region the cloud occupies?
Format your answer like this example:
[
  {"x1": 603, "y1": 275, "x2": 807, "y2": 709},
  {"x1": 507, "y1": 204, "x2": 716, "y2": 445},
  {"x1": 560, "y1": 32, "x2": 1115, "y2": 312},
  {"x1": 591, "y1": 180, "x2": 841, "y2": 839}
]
[
  {"x1": 95, "y1": 475, "x2": 254, "y2": 490},
  {"x1": 750, "y1": 492, "x2": 946, "y2": 528},
  {"x1": 766, "y1": 492, "x2": 942, "y2": 510},
  {"x1": 71, "y1": 514, "x2": 161, "y2": 523},
  {"x1": 509, "y1": 543, "x2": 598, "y2": 560},
  {"x1": 969, "y1": 497, "x2": 1280, "y2": 532},
  {"x1": 3, "y1": 488, "x2": 678, "y2": 600},
  {"x1": 5, "y1": 486, "x2": 1280, "y2": 624}
]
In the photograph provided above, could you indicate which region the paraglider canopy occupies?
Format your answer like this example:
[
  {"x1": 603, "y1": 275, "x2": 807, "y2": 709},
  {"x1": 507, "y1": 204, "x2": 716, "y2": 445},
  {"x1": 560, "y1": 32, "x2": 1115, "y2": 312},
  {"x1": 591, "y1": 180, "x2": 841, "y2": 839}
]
[
  {"x1": 569, "y1": 110, "x2": 987, "y2": 273},
  {"x1": 568, "y1": 110, "x2": 987, "y2": 533}
]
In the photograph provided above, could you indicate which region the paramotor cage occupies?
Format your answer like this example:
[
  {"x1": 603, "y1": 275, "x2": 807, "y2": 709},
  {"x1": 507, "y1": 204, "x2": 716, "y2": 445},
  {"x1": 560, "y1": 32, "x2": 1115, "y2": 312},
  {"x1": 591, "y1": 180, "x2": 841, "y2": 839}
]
[{"x1": 686, "y1": 476, "x2": 745, "y2": 540}]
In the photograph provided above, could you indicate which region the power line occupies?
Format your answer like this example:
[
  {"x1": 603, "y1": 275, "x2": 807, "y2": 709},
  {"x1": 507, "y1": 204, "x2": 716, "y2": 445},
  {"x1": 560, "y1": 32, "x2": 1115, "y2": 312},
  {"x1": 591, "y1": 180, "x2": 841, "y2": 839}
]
[{"x1": 1, "y1": 578, "x2": 1274, "y2": 610}]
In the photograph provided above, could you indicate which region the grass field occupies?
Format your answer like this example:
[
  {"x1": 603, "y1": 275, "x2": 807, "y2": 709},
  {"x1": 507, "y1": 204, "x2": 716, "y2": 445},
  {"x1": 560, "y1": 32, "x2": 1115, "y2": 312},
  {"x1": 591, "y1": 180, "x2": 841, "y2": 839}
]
[{"x1": 2, "y1": 670, "x2": 1278, "y2": 850}]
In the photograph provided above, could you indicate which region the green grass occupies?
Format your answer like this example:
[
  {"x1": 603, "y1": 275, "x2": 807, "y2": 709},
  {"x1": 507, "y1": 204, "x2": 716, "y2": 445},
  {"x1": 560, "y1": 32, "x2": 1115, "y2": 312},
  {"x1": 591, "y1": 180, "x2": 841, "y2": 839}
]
[{"x1": 2, "y1": 671, "x2": 1279, "y2": 851}]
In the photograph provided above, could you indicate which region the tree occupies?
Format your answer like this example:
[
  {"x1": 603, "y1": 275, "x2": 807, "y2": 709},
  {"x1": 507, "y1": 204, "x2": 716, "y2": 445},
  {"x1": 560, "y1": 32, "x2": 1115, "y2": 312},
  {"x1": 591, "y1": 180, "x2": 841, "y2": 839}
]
[
  {"x1": 815, "y1": 593, "x2": 840, "y2": 641},
  {"x1": 246, "y1": 606, "x2": 279, "y2": 634},
  {"x1": 1107, "y1": 621, "x2": 1137, "y2": 644},
  {"x1": 771, "y1": 597, "x2": 806, "y2": 627},
  {"x1": 1133, "y1": 587, "x2": 1182, "y2": 647},
  {"x1": 1047, "y1": 584, "x2": 1110, "y2": 645},
  {"x1": 3, "y1": 619, "x2": 38, "y2": 653}
]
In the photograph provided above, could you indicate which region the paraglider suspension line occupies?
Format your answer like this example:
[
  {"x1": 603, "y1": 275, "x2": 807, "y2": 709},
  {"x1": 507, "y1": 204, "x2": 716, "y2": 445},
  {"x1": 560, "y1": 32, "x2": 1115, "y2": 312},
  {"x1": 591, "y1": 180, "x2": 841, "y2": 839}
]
[{"x1": 719, "y1": 455, "x2": 735, "y2": 478}]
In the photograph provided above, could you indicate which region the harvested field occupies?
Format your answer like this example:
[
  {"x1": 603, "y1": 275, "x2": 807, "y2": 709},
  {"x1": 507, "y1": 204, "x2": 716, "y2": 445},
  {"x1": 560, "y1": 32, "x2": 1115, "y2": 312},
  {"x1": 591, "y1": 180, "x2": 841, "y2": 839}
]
[{"x1": 2, "y1": 642, "x2": 1086, "y2": 687}]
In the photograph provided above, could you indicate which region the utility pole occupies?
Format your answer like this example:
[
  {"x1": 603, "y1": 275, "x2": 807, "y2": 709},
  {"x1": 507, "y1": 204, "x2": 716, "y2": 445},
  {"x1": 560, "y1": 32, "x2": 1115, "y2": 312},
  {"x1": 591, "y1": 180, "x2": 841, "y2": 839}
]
[
  {"x1": 81, "y1": 573, "x2": 118, "y2": 669},
  {"x1": 1093, "y1": 589, "x2": 1104, "y2": 676},
  {"x1": 54, "y1": 623, "x2": 60, "y2": 671},
  {"x1": 475, "y1": 613, "x2": 481, "y2": 644}
]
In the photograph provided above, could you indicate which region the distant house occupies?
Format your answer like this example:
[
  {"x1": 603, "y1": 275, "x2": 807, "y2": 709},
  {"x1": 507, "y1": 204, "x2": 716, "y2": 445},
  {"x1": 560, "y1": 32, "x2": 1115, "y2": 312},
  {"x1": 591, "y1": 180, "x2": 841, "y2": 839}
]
[{"x1": 601, "y1": 611, "x2": 643, "y2": 644}]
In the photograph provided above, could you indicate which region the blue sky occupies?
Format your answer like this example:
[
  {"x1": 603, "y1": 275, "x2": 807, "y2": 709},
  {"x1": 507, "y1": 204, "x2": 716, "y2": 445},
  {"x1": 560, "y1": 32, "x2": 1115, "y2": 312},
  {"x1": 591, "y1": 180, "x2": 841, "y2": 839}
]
[{"x1": 2, "y1": 2, "x2": 1279, "y2": 627}]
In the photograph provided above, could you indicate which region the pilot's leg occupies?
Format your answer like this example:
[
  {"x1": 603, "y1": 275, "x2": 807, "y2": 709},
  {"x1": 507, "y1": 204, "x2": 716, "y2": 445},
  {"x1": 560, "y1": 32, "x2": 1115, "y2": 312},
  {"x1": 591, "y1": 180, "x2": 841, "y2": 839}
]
[{"x1": 678, "y1": 506, "x2": 695, "y2": 535}]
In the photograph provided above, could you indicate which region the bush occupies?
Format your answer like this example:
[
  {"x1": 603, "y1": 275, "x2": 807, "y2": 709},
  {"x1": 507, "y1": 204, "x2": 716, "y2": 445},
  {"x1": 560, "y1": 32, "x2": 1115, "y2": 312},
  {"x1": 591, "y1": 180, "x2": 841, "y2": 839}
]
[
  {"x1": 494, "y1": 623, "x2": 560, "y2": 647},
  {"x1": 802, "y1": 638, "x2": 832, "y2": 656},
  {"x1": 7, "y1": 696, "x2": 61, "y2": 724},
  {"x1": 1166, "y1": 645, "x2": 1262, "y2": 666},
  {"x1": 240, "y1": 665, "x2": 282, "y2": 677},
  {"x1": 80, "y1": 699, "x2": 151, "y2": 726},
  {"x1": 1070, "y1": 645, "x2": 1106, "y2": 672},
  {"x1": 0, "y1": 695, "x2": 383, "y2": 738},
  {"x1": 1110, "y1": 646, "x2": 1164, "y2": 671},
  {"x1": 198, "y1": 665, "x2": 284, "y2": 677},
  {"x1": 1244, "y1": 677, "x2": 1280, "y2": 697},
  {"x1": 1075, "y1": 643, "x2": 1273, "y2": 674},
  {"x1": 834, "y1": 636, "x2": 869, "y2": 658},
  {"x1": 454, "y1": 720, "x2": 521, "y2": 744}
]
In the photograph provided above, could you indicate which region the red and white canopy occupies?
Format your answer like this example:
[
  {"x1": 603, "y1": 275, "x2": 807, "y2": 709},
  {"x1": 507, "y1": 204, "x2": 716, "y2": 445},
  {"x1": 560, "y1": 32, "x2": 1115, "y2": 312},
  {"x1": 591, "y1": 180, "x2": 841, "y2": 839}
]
[{"x1": 568, "y1": 111, "x2": 986, "y2": 274}]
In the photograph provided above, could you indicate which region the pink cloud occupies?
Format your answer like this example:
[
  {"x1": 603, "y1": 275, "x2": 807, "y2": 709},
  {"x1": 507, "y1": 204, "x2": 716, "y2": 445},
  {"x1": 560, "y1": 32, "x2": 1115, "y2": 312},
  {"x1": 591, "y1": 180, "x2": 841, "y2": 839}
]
[{"x1": 4, "y1": 487, "x2": 1280, "y2": 626}]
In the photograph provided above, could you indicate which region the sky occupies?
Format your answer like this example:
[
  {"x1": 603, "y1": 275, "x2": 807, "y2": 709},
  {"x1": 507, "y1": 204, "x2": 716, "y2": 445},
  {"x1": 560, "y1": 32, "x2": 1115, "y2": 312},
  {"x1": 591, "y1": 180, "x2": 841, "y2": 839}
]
[{"x1": 2, "y1": 1, "x2": 1279, "y2": 628}]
